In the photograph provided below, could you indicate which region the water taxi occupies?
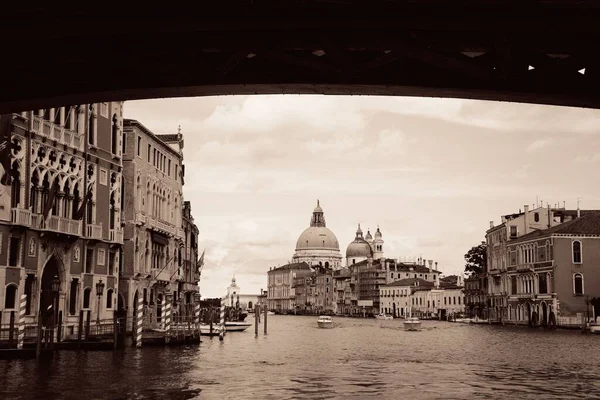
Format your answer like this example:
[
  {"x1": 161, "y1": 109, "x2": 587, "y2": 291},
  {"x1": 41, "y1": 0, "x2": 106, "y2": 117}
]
[
  {"x1": 317, "y1": 315, "x2": 334, "y2": 329},
  {"x1": 404, "y1": 317, "x2": 422, "y2": 331},
  {"x1": 376, "y1": 313, "x2": 394, "y2": 320}
]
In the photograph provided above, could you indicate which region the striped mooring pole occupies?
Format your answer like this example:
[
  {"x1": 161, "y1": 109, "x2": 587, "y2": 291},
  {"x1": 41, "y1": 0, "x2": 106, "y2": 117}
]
[
  {"x1": 17, "y1": 294, "x2": 27, "y2": 349},
  {"x1": 219, "y1": 300, "x2": 225, "y2": 341},
  {"x1": 161, "y1": 297, "x2": 166, "y2": 330},
  {"x1": 194, "y1": 303, "x2": 200, "y2": 337},
  {"x1": 136, "y1": 294, "x2": 143, "y2": 348},
  {"x1": 164, "y1": 298, "x2": 171, "y2": 343}
]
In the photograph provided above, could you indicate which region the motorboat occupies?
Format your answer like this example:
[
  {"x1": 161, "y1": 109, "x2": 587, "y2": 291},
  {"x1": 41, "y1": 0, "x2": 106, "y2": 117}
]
[
  {"x1": 317, "y1": 315, "x2": 334, "y2": 328},
  {"x1": 470, "y1": 317, "x2": 490, "y2": 324},
  {"x1": 376, "y1": 313, "x2": 394, "y2": 320},
  {"x1": 455, "y1": 318, "x2": 473, "y2": 324},
  {"x1": 404, "y1": 317, "x2": 422, "y2": 331},
  {"x1": 225, "y1": 321, "x2": 252, "y2": 332}
]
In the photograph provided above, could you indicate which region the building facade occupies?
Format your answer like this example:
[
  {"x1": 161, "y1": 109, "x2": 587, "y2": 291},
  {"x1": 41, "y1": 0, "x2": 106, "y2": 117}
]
[
  {"x1": 0, "y1": 104, "x2": 125, "y2": 338},
  {"x1": 119, "y1": 119, "x2": 198, "y2": 330},
  {"x1": 267, "y1": 262, "x2": 311, "y2": 311},
  {"x1": 485, "y1": 204, "x2": 599, "y2": 322},
  {"x1": 504, "y1": 213, "x2": 600, "y2": 327}
]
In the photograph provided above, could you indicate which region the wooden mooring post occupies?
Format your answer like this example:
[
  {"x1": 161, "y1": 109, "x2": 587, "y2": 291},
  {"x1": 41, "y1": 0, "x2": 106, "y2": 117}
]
[
  {"x1": 136, "y1": 293, "x2": 143, "y2": 348},
  {"x1": 35, "y1": 310, "x2": 43, "y2": 359},
  {"x1": 113, "y1": 311, "x2": 118, "y2": 350},
  {"x1": 263, "y1": 304, "x2": 268, "y2": 335},
  {"x1": 77, "y1": 310, "x2": 84, "y2": 349},
  {"x1": 255, "y1": 304, "x2": 259, "y2": 336},
  {"x1": 17, "y1": 294, "x2": 27, "y2": 350}
]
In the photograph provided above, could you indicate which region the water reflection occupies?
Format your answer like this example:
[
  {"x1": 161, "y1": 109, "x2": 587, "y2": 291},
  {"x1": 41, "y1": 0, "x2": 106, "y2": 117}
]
[{"x1": 1, "y1": 316, "x2": 600, "y2": 399}]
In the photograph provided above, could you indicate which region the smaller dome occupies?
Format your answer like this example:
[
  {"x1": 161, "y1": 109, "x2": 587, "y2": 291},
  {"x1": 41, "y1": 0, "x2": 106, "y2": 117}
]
[
  {"x1": 365, "y1": 229, "x2": 373, "y2": 240},
  {"x1": 375, "y1": 226, "x2": 382, "y2": 238},
  {"x1": 346, "y1": 239, "x2": 373, "y2": 258}
]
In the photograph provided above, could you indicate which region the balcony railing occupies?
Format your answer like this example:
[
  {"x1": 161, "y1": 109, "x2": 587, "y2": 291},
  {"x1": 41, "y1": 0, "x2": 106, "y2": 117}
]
[
  {"x1": 10, "y1": 208, "x2": 31, "y2": 227},
  {"x1": 31, "y1": 117, "x2": 85, "y2": 151},
  {"x1": 30, "y1": 214, "x2": 82, "y2": 236},
  {"x1": 109, "y1": 229, "x2": 123, "y2": 244},
  {"x1": 135, "y1": 212, "x2": 146, "y2": 225},
  {"x1": 86, "y1": 224, "x2": 103, "y2": 240}
]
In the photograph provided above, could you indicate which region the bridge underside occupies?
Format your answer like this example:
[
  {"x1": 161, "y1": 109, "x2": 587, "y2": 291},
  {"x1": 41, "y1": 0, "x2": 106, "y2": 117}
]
[{"x1": 2, "y1": 1, "x2": 600, "y2": 112}]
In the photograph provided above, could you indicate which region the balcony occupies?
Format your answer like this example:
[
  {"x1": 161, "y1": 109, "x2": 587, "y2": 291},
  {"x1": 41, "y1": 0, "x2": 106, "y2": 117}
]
[
  {"x1": 134, "y1": 212, "x2": 146, "y2": 225},
  {"x1": 109, "y1": 229, "x2": 123, "y2": 244},
  {"x1": 31, "y1": 117, "x2": 84, "y2": 151},
  {"x1": 11, "y1": 208, "x2": 31, "y2": 227},
  {"x1": 35, "y1": 215, "x2": 82, "y2": 236},
  {"x1": 86, "y1": 224, "x2": 103, "y2": 240}
]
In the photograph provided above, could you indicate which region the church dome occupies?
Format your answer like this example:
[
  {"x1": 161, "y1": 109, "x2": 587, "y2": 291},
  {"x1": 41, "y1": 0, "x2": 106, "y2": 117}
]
[
  {"x1": 346, "y1": 240, "x2": 373, "y2": 258},
  {"x1": 375, "y1": 226, "x2": 382, "y2": 239},
  {"x1": 295, "y1": 200, "x2": 340, "y2": 250},
  {"x1": 296, "y1": 226, "x2": 340, "y2": 250},
  {"x1": 346, "y1": 224, "x2": 373, "y2": 258}
]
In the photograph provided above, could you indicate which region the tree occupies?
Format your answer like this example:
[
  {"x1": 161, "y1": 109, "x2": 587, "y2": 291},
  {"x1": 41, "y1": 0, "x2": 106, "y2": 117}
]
[{"x1": 464, "y1": 241, "x2": 487, "y2": 277}]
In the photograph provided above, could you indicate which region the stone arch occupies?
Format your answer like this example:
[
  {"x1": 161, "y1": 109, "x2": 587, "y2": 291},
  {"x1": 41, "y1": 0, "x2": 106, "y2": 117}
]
[{"x1": 39, "y1": 252, "x2": 66, "y2": 326}]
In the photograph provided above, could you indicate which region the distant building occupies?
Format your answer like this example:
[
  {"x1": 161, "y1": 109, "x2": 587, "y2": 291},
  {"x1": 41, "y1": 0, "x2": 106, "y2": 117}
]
[
  {"x1": 225, "y1": 276, "x2": 260, "y2": 311},
  {"x1": 267, "y1": 262, "x2": 311, "y2": 311},
  {"x1": 464, "y1": 276, "x2": 485, "y2": 318}
]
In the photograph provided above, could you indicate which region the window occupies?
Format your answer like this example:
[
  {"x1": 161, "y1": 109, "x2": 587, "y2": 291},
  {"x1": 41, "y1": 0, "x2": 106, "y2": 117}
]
[
  {"x1": 8, "y1": 236, "x2": 20, "y2": 267},
  {"x1": 147, "y1": 144, "x2": 151, "y2": 161},
  {"x1": 106, "y1": 289, "x2": 113, "y2": 309},
  {"x1": 100, "y1": 102, "x2": 109, "y2": 118},
  {"x1": 572, "y1": 241, "x2": 582, "y2": 264},
  {"x1": 85, "y1": 248, "x2": 94, "y2": 273},
  {"x1": 4, "y1": 285, "x2": 17, "y2": 309},
  {"x1": 137, "y1": 136, "x2": 141, "y2": 156},
  {"x1": 99, "y1": 168, "x2": 108, "y2": 186},
  {"x1": 168, "y1": 159, "x2": 171, "y2": 176},
  {"x1": 574, "y1": 273, "x2": 584, "y2": 295},
  {"x1": 97, "y1": 248, "x2": 106, "y2": 266},
  {"x1": 510, "y1": 226, "x2": 517, "y2": 238},
  {"x1": 88, "y1": 106, "x2": 96, "y2": 145},
  {"x1": 69, "y1": 279, "x2": 78, "y2": 315},
  {"x1": 534, "y1": 212, "x2": 539, "y2": 222},
  {"x1": 83, "y1": 288, "x2": 91, "y2": 308}
]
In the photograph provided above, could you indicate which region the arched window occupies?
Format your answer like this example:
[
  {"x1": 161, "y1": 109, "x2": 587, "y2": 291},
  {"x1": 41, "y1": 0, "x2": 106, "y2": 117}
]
[
  {"x1": 10, "y1": 161, "x2": 20, "y2": 208},
  {"x1": 88, "y1": 105, "x2": 96, "y2": 145},
  {"x1": 534, "y1": 212, "x2": 539, "y2": 222},
  {"x1": 574, "y1": 274, "x2": 584, "y2": 295},
  {"x1": 4, "y1": 285, "x2": 17, "y2": 309},
  {"x1": 106, "y1": 289, "x2": 113, "y2": 309},
  {"x1": 83, "y1": 287, "x2": 91, "y2": 308},
  {"x1": 572, "y1": 241, "x2": 582, "y2": 264}
]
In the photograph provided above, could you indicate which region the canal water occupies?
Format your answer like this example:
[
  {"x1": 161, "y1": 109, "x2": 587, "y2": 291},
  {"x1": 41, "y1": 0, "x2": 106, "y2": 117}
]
[{"x1": 2, "y1": 315, "x2": 600, "y2": 399}]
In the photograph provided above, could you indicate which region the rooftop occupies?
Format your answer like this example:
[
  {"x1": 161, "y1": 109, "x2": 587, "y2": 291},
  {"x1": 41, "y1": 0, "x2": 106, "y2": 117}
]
[{"x1": 513, "y1": 212, "x2": 600, "y2": 243}]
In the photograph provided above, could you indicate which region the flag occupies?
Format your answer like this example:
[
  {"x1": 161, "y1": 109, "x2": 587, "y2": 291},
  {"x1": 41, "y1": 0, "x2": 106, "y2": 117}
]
[
  {"x1": 42, "y1": 179, "x2": 59, "y2": 221},
  {"x1": 196, "y1": 249, "x2": 205, "y2": 274},
  {"x1": 74, "y1": 184, "x2": 93, "y2": 220},
  {"x1": 0, "y1": 114, "x2": 13, "y2": 186}
]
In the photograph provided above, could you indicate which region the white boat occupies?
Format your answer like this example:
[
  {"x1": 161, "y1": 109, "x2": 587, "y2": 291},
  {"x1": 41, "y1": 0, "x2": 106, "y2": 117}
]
[
  {"x1": 590, "y1": 323, "x2": 600, "y2": 334},
  {"x1": 198, "y1": 321, "x2": 252, "y2": 335},
  {"x1": 225, "y1": 321, "x2": 252, "y2": 332},
  {"x1": 404, "y1": 317, "x2": 422, "y2": 331},
  {"x1": 376, "y1": 313, "x2": 394, "y2": 320},
  {"x1": 317, "y1": 315, "x2": 334, "y2": 328},
  {"x1": 470, "y1": 317, "x2": 489, "y2": 324},
  {"x1": 455, "y1": 318, "x2": 473, "y2": 324}
]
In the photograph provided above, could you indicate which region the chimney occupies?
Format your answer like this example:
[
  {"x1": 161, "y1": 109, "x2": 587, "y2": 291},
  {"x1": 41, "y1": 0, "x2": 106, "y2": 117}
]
[
  {"x1": 435, "y1": 261, "x2": 438, "y2": 271},
  {"x1": 428, "y1": 260, "x2": 433, "y2": 273},
  {"x1": 524, "y1": 205, "x2": 529, "y2": 234},
  {"x1": 489, "y1": 221, "x2": 494, "y2": 229},
  {"x1": 435, "y1": 273, "x2": 440, "y2": 289},
  {"x1": 524, "y1": 205, "x2": 529, "y2": 214}
]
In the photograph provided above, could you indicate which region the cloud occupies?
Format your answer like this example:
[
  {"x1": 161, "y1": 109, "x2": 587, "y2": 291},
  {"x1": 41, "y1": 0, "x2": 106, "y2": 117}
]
[
  {"x1": 574, "y1": 153, "x2": 600, "y2": 164},
  {"x1": 526, "y1": 138, "x2": 555, "y2": 153}
]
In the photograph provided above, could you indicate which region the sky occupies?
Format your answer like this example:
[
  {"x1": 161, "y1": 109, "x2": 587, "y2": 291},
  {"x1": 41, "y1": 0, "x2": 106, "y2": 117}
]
[{"x1": 123, "y1": 95, "x2": 600, "y2": 298}]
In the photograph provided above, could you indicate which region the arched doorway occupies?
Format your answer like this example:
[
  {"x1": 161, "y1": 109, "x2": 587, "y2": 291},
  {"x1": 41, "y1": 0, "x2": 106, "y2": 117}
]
[
  {"x1": 526, "y1": 303, "x2": 532, "y2": 326},
  {"x1": 541, "y1": 302, "x2": 548, "y2": 326},
  {"x1": 40, "y1": 256, "x2": 61, "y2": 327}
]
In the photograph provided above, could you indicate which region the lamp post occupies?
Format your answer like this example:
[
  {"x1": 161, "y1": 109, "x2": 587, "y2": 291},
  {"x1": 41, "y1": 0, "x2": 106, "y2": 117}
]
[
  {"x1": 95, "y1": 279, "x2": 104, "y2": 326},
  {"x1": 51, "y1": 275, "x2": 60, "y2": 346}
]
